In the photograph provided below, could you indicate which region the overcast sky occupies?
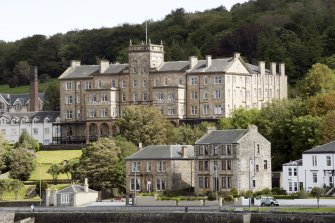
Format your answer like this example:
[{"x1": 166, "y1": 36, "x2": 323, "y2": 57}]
[{"x1": 0, "y1": 0, "x2": 247, "y2": 42}]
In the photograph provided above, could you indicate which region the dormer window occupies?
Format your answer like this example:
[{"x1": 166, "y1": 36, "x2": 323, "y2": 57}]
[{"x1": 15, "y1": 104, "x2": 22, "y2": 110}]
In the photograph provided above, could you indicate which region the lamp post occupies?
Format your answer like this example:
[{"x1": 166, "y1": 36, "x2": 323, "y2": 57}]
[
  {"x1": 213, "y1": 164, "x2": 218, "y2": 200},
  {"x1": 39, "y1": 163, "x2": 42, "y2": 206}
]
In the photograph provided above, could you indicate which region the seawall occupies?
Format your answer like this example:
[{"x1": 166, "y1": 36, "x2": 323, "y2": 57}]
[{"x1": 14, "y1": 212, "x2": 335, "y2": 223}]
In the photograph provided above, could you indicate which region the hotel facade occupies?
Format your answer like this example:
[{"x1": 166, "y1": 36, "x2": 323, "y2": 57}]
[{"x1": 58, "y1": 41, "x2": 287, "y2": 144}]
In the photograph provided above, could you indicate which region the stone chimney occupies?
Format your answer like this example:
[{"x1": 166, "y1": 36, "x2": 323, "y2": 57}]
[
  {"x1": 279, "y1": 63, "x2": 285, "y2": 76},
  {"x1": 270, "y1": 62, "x2": 277, "y2": 75},
  {"x1": 99, "y1": 60, "x2": 109, "y2": 73},
  {"x1": 206, "y1": 55, "x2": 212, "y2": 67},
  {"x1": 181, "y1": 144, "x2": 188, "y2": 158},
  {"x1": 233, "y1": 52, "x2": 241, "y2": 59},
  {"x1": 71, "y1": 60, "x2": 81, "y2": 68},
  {"x1": 29, "y1": 66, "x2": 39, "y2": 112},
  {"x1": 248, "y1": 125, "x2": 258, "y2": 133},
  {"x1": 258, "y1": 61, "x2": 265, "y2": 75},
  {"x1": 189, "y1": 56, "x2": 198, "y2": 69},
  {"x1": 138, "y1": 142, "x2": 143, "y2": 150},
  {"x1": 84, "y1": 178, "x2": 89, "y2": 193},
  {"x1": 206, "y1": 126, "x2": 217, "y2": 134}
]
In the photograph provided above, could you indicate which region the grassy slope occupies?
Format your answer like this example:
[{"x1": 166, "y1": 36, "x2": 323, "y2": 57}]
[
  {"x1": 0, "y1": 185, "x2": 40, "y2": 201},
  {"x1": 29, "y1": 150, "x2": 82, "y2": 181},
  {"x1": 0, "y1": 79, "x2": 57, "y2": 94}
]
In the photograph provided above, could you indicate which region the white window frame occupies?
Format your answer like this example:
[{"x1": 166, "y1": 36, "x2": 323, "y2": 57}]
[{"x1": 61, "y1": 194, "x2": 70, "y2": 204}]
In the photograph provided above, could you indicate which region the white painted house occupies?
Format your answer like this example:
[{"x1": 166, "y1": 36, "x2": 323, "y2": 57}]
[
  {"x1": 283, "y1": 141, "x2": 335, "y2": 193},
  {"x1": 0, "y1": 111, "x2": 60, "y2": 145}
]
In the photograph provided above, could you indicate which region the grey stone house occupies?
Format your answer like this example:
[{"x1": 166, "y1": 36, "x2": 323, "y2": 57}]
[
  {"x1": 125, "y1": 145, "x2": 194, "y2": 194},
  {"x1": 194, "y1": 125, "x2": 271, "y2": 194}
]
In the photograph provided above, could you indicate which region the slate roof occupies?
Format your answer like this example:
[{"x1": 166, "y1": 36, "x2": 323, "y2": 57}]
[
  {"x1": 0, "y1": 93, "x2": 45, "y2": 105},
  {"x1": 104, "y1": 64, "x2": 128, "y2": 74},
  {"x1": 1, "y1": 111, "x2": 60, "y2": 123},
  {"x1": 303, "y1": 141, "x2": 335, "y2": 154},
  {"x1": 196, "y1": 130, "x2": 248, "y2": 144},
  {"x1": 57, "y1": 185, "x2": 97, "y2": 194},
  {"x1": 157, "y1": 61, "x2": 190, "y2": 72},
  {"x1": 188, "y1": 59, "x2": 232, "y2": 73},
  {"x1": 125, "y1": 145, "x2": 194, "y2": 160},
  {"x1": 64, "y1": 65, "x2": 99, "y2": 79},
  {"x1": 246, "y1": 64, "x2": 271, "y2": 75},
  {"x1": 283, "y1": 159, "x2": 302, "y2": 166}
]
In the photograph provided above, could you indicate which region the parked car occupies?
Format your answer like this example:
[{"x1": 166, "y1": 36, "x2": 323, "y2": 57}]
[{"x1": 260, "y1": 196, "x2": 279, "y2": 206}]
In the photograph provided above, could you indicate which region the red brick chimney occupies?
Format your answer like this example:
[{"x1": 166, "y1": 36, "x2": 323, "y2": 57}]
[{"x1": 30, "y1": 66, "x2": 39, "y2": 112}]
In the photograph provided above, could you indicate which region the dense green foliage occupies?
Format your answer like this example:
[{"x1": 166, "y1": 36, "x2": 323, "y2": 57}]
[
  {"x1": 8, "y1": 148, "x2": 36, "y2": 181},
  {"x1": 76, "y1": 137, "x2": 125, "y2": 191},
  {"x1": 14, "y1": 130, "x2": 40, "y2": 151},
  {"x1": 1, "y1": 0, "x2": 335, "y2": 86}
]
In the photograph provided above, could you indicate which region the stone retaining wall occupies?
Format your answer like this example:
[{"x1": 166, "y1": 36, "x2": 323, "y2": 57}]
[{"x1": 14, "y1": 212, "x2": 335, "y2": 223}]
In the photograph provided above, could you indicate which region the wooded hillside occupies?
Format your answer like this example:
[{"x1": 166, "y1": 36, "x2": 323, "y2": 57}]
[{"x1": 1, "y1": 0, "x2": 335, "y2": 87}]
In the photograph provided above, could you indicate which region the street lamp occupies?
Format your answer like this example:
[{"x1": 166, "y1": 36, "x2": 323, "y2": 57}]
[{"x1": 213, "y1": 163, "x2": 218, "y2": 200}]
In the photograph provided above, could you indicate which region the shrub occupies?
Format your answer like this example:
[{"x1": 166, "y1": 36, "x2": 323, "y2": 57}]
[
  {"x1": 207, "y1": 192, "x2": 217, "y2": 201},
  {"x1": 229, "y1": 188, "x2": 238, "y2": 197}
]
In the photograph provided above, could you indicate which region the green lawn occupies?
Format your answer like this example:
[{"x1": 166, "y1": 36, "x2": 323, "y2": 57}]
[
  {"x1": 0, "y1": 79, "x2": 57, "y2": 94},
  {"x1": 278, "y1": 207, "x2": 335, "y2": 213},
  {"x1": 0, "y1": 185, "x2": 40, "y2": 201},
  {"x1": 29, "y1": 150, "x2": 82, "y2": 181}
]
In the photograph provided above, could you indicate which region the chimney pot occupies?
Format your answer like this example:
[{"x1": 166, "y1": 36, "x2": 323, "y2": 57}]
[
  {"x1": 206, "y1": 126, "x2": 217, "y2": 134},
  {"x1": 181, "y1": 145, "x2": 188, "y2": 158},
  {"x1": 71, "y1": 60, "x2": 81, "y2": 68},
  {"x1": 270, "y1": 62, "x2": 277, "y2": 75},
  {"x1": 100, "y1": 60, "x2": 109, "y2": 73},
  {"x1": 138, "y1": 142, "x2": 143, "y2": 150},
  {"x1": 84, "y1": 178, "x2": 89, "y2": 193},
  {"x1": 234, "y1": 52, "x2": 241, "y2": 59},
  {"x1": 279, "y1": 63, "x2": 285, "y2": 76}
]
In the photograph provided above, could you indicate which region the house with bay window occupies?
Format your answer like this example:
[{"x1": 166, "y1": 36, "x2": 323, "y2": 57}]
[
  {"x1": 125, "y1": 145, "x2": 194, "y2": 194},
  {"x1": 283, "y1": 141, "x2": 335, "y2": 193},
  {"x1": 194, "y1": 125, "x2": 272, "y2": 194}
]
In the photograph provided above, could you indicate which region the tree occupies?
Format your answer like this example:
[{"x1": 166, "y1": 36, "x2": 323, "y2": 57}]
[
  {"x1": 307, "y1": 92, "x2": 335, "y2": 116},
  {"x1": 14, "y1": 130, "x2": 39, "y2": 151},
  {"x1": 13, "y1": 61, "x2": 30, "y2": 86},
  {"x1": 76, "y1": 137, "x2": 125, "y2": 191},
  {"x1": 310, "y1": 187, "x2": 325, "y2": 208},
  {"x1": 113, "y1": 136, "x2": 138, "y2": 158},
  {"x1": 174, "y1": 124, "x2": 206, "y2": 145},
  {"x1": 9, "y1": 148, "x2": 36, "y2": 181},
  {"x1": 118, "y1": 106, "x2": 174, "y2": 146},
  {"x1": 43, "y1": 81, "x2": 60, "y2": 111},
  {"x1": 0, "y1": 179, "x2": 10, "y2": 200},
  {"x1": 321, "y1": 110, "x2": 335, "y2": 144},
  {"x1": 297, "y1": 63, "x2": 335, "y2": 97},
  {"x1": 10, "y1": 179, "x2": 24, "y2": 200},
  {"x1": 0, "y1": 132, "x2": 10, "y2": 173},
  {"x1": 65, "y1": 158, "x2": 80, "y2": 183},
  {"x1": 47, "y1": 163, "x2": 63, "y2": 185}
]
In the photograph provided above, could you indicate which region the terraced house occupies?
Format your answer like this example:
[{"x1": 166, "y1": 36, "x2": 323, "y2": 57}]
[{"x1": 58, "y1": 40, "x2": 287, "y2": 144}]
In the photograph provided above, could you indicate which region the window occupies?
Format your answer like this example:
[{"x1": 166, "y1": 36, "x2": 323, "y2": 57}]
[
  {"x1": 146, "y1": 161, "x2": 151, "y2": 172},
  {"x1": 191, "y1": 91, "x2": 198, "y2": 99},
  {"x1": 61, "y1": 194, "x2": 70, "y2": 204},
  {"x1": 203, "y1": 105, "x2": 209, "y2": 115},
  {"x1": 66, "y1": 110, "x2": 73, "y2": 119},
  {"x1": 157, "y1": 161, "x2": 166, "y2": 172},
  {"x1": 327, "y1": 156, "x2": 331, "y2": 166},
  {"x1": 288, "y1": 182, "x2": 292, "y2": 191},
  {"x1": 264, "y1": 160, "x2": 268, "y2": 169},
  {"x1": 130, "y1": 178, "x2": 140, "y2": 191},
  {"x1": 228, "y1": 177, "x2": 232, "y2": 188},
  {"x1": 76, "y1": 94, "x2": 80, "y2": 104},
  {"x1": 199, "y1": 177, "x2": 204, "y2": 188},
  {"x1": 204, "y1": 160, "x2": 209, "y2": 171},
  {"x1": 214, "y1": 76, "x2": 222, "y2": 84},
  {"x1": 84, "y1": 81, "x2": 92, "y2": 90},
  {"x1": 101, "y1": 108, "x2": 108, "y2": 117},
  {"x1": 203, "y1": 76, "x2": 208, "y2": 85},
  {"x1": 191, "y1": 106, "x2": 198, "y2": 115},
  {"x1": 122, "y1": 80, "x2": 126, "y2": 88},
  {"x1": 227, "y1": 160, "x2": 231, "y2": 170},
  {"x1": 143, "y1": 92, "x2": 148, "y2": 101},
  {"x1": 313, "y1": 172, "x2": 317, "y2": 183},
  {"x1": 190, "y1": 76, "x2": 198, "y2": 85},
  {"x1": 97, "y1": 80, "x2": 102, "y2": 89},
  {"x1": 132, "y1": 93, "x2": 137, "y2": 102},
  {"x1": 111, "y1": 80, "x2": 116, "y2": 88},
  {"x1": 167, "y1": 106, "x2": 175, "y2": 116},
  {"x1": 288, "y1": 168, "x2": 292, "y2": 176},
  {"x1": 199, "y1": 146, "x2": 204, "y2": 156},
  {"x1": 312, "y1": 156, "x2": 317, "y2": 166},
  {"x1": 101, "y1": 93, "x2": 108, "y2": 102},
  {"x1": 203, "y1": 91, "x2": 208, "y2": 100},
  {"x1": 76, "y1": 82, "x2": 80, "y2": 90},
  {"x1": 214, "y1": 105, "x2": 222, "y2": 115},
  {"x1": 163, "y1": 77, "x2": 168, "y2": 86},
  {"x1": 133, "y1": 80, "x2": 137, "y2": 87},
  {"x1": 44, "y1": 128, "x2": 50, "y2": 134},
  {"x1": 143, "y1": 79, "x2": 147, "y2": 87},
  {"x1": 205, "y1": 177, "x2": 209, "y2": 188},
  {"x1": 65, "y1": 82, "x2": 72, "y2": 90},
  {"x1": 198, "y1": 161, "x2": 204, "y2": 171},
  {"x1": 293, "y1": 168, "x2": 297, "y2": 176},
  {"x1": 65, "y1": 95, "x2": 73, "y2": 104},
  {"x1": 257, "y1": 144, "x2": 260, "y2": 154},
  {"x1": 214, "y1": 146, "x2": 219, "y2": 155},
  {"x1": 88, "y1": 108, "x2": 97, "y2": 117},
  {"x1": 256, "y1": 165, "x2": 259, "y2": 172},
  {"x1": 131, "y1": 66, "x2": 136, "y2": 74},
  {"x1": 122, "y1": 93, "x2": 126, "y2": 102},
  {"x1": 154, "y1": 79, "x2": 158, "y2": 87},
  {"x1": 253, "y1": 180, "x2": 256, "y2": 188},
  {"x1": 15, "y1": 103, "x2": 22, "y2": 110},
  {"x1": 294, "y1": 182, "x2": 298, "y2": 191},
  {"x1": 156, "y1": 92, "x2": 164, "y2": 100},
  {"x1": 221, "y1": 145, "x2": 226, "y2": 155},
  {"x1": 76, "y1": 109, "x2": 80, "y2": 118},
  {"x1": 156, "y1": 178, "x2": 166, "y2": 191},
  {"x1": 167, "y1": 92, "x2": 175, "y2": 100},
  {"x1": 214, "y1": 90, "x2": 221, "y2": 99},
  {"x1": 227, "y1": 145, "x2": 232, "y2": 155},
  {"x1": 222, "y1": 160, "x2": 226, "y2": 170},
  {"x1": 131, "y1": 161, "x2": 140, "y2": 172},
  {"x1": 33, "y1": 128, "x2": 38, "y2": 135}
]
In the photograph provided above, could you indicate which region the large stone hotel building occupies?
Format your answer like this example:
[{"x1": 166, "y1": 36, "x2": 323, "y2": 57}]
[{"x1": 58, "y1": 41, "x2": 287, "y2": 144}]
